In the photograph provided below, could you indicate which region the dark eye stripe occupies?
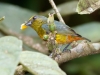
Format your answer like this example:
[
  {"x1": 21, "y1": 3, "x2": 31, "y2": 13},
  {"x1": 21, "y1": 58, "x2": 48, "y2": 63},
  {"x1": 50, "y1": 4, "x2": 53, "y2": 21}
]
[
  {"x1": 25, "y1": 20, "x2": 32, "y2": 26},
  {"x1": 26, "y1": 16, "x2": 37, "y2": 26},
  {"x1": 27, "y1": 21, "x2": 32, "y2": 25},
  {"x1": 33, "y1": 16, "x2": 37, "y2": 20}
]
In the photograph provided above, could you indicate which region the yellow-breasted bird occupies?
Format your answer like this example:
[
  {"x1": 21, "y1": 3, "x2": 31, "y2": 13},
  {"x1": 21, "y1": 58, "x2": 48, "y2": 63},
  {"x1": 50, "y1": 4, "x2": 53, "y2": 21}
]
[{"x1": 21, "y1": 15, "x2": 91, "y2": 51}]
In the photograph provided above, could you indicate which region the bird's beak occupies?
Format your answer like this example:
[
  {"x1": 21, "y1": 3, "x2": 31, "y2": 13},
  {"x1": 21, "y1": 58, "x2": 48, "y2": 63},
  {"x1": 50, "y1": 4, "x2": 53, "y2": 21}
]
[{"x1": 20, "y1": 23, "x2": 28, "y2": 30}]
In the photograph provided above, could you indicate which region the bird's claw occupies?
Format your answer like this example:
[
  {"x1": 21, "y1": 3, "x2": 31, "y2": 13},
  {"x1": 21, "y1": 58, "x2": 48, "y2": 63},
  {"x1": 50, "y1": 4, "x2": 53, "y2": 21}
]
[{"x1": 62, "y1": 49, "x2": 71, "y2": 53}]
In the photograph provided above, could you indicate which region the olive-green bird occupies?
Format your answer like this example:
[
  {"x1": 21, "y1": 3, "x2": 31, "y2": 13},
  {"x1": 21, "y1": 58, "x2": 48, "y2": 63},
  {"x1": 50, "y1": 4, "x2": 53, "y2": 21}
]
[{"x1": 21, "y1": 15, "x2": 91, "y2": 51}]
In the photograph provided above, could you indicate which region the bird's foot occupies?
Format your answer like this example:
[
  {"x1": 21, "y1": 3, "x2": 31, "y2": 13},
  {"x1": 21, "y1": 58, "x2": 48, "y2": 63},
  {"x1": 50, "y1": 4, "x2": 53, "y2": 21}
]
[{"x1": 62, "y1": 49, "x2": 71, "y2": 53}]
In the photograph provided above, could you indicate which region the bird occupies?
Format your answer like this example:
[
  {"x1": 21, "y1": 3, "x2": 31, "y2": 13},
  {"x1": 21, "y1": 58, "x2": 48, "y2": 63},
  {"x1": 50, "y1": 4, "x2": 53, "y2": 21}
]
[{"x1": 20, "y1": 15, "x2": 91, "y2": 51}]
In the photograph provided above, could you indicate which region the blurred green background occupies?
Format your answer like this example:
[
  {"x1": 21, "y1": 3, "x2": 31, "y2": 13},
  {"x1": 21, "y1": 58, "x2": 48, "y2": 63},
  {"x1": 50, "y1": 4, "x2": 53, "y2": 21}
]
[{"x1": 0, "y1": 0, "x2": 100, "y2": 75}]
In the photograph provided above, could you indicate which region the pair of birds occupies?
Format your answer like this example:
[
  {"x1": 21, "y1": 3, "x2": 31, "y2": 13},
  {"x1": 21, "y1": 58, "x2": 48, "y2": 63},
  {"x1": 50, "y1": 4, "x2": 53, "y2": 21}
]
[{"x1": 21, "y1": 14, "x2": 91, "y2": 51}]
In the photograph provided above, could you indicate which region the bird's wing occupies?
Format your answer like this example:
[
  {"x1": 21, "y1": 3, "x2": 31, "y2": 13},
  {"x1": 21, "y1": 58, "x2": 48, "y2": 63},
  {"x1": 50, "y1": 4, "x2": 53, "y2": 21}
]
[
  {"x1": 42, "y1": 20, "x2": 77, "y2": 35},
  {"x1": 54, "y1": 21, "x2": 76, "y2": 35}
]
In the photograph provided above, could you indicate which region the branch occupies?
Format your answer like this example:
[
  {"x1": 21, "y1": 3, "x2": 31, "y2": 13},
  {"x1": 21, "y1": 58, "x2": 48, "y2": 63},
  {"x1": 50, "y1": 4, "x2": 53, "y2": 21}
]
[
  {"x1": 48, "y1": 0, "x2": 100, "y2": 65},
  {"x1": 0, "y1": 24, "x2": 48, "y2": 54},
  {"x1": 49, "y1": 0, "x2": 65, "y2": 24},
  {"x1": 14, "y1": 65, "x2": 25, "y2": 75},
  {"x1": 55, "y1": 41, "x2": 100, "y2": 64},
  {"x1": 1, "y1": 21, "x2": 100, "y2": 65}
]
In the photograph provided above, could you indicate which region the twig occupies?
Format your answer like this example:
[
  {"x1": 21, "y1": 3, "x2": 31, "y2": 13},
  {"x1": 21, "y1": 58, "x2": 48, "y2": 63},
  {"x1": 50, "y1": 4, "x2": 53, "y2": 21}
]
[
  {"x1": 14, "y1": 65, "x2": 25, "y2": 75},
  {"x1": 0, "y1": 16, "x2": 5, "y2": 22},
  {"x1": 55, "y1": 41, "x2": 100, "y2": 64},
  {"x1": 49, "y1": 0, "x2": 65, "y2": 24}
]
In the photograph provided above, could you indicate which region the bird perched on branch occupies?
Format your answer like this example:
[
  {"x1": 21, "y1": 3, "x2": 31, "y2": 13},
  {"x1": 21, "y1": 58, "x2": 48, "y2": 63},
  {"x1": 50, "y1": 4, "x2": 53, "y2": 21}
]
[{"x1": 21, "y1": 14, "x2": 91, "y2": 51}]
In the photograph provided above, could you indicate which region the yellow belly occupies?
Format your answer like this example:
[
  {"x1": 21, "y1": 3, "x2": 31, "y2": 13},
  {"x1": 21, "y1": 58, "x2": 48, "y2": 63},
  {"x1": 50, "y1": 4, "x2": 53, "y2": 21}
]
[
  {"x1": 55, "y1": 34, "x2": 67, "y2": 44},
  {"x1": 55, "y1": 34, "x2": 83, "y2": 44}
]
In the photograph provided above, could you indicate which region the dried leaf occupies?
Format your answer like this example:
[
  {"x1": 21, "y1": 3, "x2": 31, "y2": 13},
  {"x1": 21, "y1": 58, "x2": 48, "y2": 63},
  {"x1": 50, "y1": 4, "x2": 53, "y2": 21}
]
[{"x1": 76, "y1": 0, "x2": 100, "y2": 14}]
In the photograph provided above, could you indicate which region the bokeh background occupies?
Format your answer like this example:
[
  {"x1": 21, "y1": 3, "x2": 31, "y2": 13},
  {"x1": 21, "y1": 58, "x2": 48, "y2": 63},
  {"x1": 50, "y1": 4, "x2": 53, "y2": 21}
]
[{"x1": 0, "y1": 0, "x2": 100, "y2": 75}]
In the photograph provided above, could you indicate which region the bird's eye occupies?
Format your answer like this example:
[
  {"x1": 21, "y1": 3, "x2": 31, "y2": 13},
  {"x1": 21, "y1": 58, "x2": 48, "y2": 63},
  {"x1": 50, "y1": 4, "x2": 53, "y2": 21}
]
[
  {"x1": 25, "y1": 16, "x2": 37, "y2": 26},
  {"x1": 33, "y1": 16, "x2": 37, "y2": 20}
]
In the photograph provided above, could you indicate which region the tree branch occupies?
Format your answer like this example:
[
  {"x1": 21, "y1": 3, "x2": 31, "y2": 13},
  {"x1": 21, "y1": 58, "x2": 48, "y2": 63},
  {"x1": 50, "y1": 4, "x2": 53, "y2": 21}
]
[
  {"x1": 55, "y1": 41, "x2": 100, "y2": 64},
  {"x1": 49, "y1": 0, "x2": 65, "y2": 24},
  {"x1": 0, "y1": 24, "x2": 48, "y2": 54},
  {"x1": 48, "y1": 0, "x2": 100, "y2": 65},
  {"x1": 1, "y1": 22, "x2": 100, "y2": 65}
]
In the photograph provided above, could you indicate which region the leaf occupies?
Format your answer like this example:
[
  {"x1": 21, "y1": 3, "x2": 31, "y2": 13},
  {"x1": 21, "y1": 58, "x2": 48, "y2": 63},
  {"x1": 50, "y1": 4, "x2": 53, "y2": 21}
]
[
  {"x1": 0, "y1": 36, "x2": 22, "y2": 75},
  {"x1": 20, "y1": 51, "x2": 66, "y2": 75},
  {"x1": 73, "y1": 22, "x2": 100, "y2": 42},
  {"x1": 76, "y1": 0, "x2": 100, "y2": 14},
  {"x1": 0, "y1": 3, "x2": 45, "y2": 52},
  {"x1": 0, "y1": 2, "x2": 38, "y2": 36}
]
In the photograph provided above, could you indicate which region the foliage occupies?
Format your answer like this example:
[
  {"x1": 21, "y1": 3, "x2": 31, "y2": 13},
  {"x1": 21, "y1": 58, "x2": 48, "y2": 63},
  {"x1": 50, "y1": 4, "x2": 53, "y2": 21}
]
[
  {"x1": 20, "y1": 51, "x2": 66, "y2": 75},
  {"x1": 0, "y1": 36, "x2": 22, "y2": 75},
  {"x1": 0, "y1": 0, "x2": 100, "y2": 75}
]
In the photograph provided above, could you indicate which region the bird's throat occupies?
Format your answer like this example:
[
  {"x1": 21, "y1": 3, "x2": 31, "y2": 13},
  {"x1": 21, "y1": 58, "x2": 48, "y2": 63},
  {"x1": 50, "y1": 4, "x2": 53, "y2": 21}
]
[{"x1": 32, "y1": 25, "x2": 46, "y2": 39}]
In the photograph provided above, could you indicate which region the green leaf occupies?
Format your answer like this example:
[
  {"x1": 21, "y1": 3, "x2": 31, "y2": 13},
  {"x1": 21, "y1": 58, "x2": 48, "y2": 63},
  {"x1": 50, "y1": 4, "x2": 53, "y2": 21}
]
[
  {"x1": 76, "y1": 0, "x2": 100, "y2": 14},
  {"x1": 0, "y1": 2, "x2": 38, "y2": 36},
  {"x1": 0, "y1": 36, "x2": 22, "y2": 75},
  {"x1": 20, "y1": 51, "x2": 66, "y2": 75},
  {"x1": 0, "y1": 3, "x2": 44, "y2": 51}
]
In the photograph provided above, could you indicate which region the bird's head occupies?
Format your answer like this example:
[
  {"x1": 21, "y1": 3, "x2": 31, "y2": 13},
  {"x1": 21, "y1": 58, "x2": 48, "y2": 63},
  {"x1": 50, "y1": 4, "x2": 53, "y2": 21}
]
[{"x1": 21, "y1": 16, "x2": 47, "y2": 30}]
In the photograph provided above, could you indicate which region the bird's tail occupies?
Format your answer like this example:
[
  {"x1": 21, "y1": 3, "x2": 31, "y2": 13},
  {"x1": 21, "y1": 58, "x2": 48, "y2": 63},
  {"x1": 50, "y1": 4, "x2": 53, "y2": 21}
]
[
  {"x1": 81, "y1": 37, "x2": 91, "y2": 42},
  {"x1": 70, "y1": 28, "x2": 91, "y2": 42},
  {"x1": 76, "y1": 33, "x2": 91, "y2": 42}
]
